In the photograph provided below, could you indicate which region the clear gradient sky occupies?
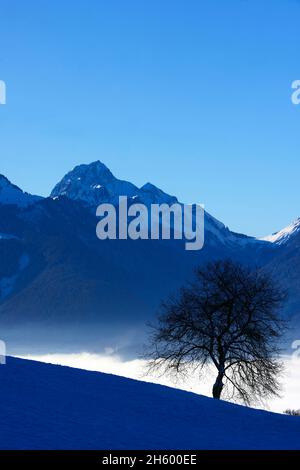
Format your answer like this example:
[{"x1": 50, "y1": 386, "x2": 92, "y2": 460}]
[{"x1": 0, "y1": 0, "x2": 300, "y2": 237}]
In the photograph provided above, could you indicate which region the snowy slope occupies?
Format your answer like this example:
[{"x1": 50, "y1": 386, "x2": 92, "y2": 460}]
[
  {"x1": 261, "y1": 218, "x2": 300, "y2": 245},
  {"x1": 0, "y1": 357, "x2": 299, "y2": 450}
]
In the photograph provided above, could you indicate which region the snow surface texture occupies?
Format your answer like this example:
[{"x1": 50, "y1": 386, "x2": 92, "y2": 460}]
[
  {"x1": 19, "y1": 352, "x2": 300, "y2": 414},
  {"x1": 0, "y1": 357, "x2": 299, "y2": 450}
]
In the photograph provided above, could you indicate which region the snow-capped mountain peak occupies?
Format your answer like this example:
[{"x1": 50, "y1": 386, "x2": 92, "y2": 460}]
[
  {"x1": 50, "y1": 160, "x2": 139, "y2": 206},
  {"x1": 49, "y1": 160, "x2": 256, "y2": 247},
  {"x1": 51, "y1": 160, "x2": 116, "y2": 198},
  {"x1": 50, "y1": 161, "x2": 181, "y2": 207},
  {"x1": 74, "y1": 160, "x2": 116, "y2": 184},
  {"x1": 0, "y1": 174, "x2": 41, "y2": 207},
  {"x1": 261, "y1": 218, "x2": 300, "y2": 245}
]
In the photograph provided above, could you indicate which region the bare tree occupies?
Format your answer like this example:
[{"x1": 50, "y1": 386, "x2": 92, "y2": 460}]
[{"x1": 146, "y1": 260, "x2": 287, "y2": 405}]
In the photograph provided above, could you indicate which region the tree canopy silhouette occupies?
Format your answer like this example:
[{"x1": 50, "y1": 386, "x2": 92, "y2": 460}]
[{"x1": 147, "y1": 259, "x2": 287, "y2": 404}]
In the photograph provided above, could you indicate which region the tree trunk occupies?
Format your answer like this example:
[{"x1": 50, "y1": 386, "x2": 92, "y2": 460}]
[{"x1": 212, "y1": 370, "x2": 224, "y2": 399}]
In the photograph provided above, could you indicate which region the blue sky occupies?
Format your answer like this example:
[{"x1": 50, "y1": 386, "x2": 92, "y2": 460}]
[{"x1": 0, "y1": 0, "x2": 300, "y2": 237}]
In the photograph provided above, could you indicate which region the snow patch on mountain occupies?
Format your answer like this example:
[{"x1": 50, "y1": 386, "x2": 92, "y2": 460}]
[{"x1": 261, "y1": 218, "x2": 300, "y2": 245}]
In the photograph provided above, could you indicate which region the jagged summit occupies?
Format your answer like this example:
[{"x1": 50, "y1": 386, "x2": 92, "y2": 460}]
[
  {"x1": 72, "y1": 160, "x2": 116, "y2": 183},
  {"x1": 50, "y1": 161, "x2": 179, "y2": 207},
  {"x1": 51, "y1": 160, "x2": 115, "y2": 196},
  {"x1": 50, "y1": 160, "x2": 138, "y2": 206}
]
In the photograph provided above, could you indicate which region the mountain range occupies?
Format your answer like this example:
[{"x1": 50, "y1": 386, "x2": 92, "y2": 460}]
[{"x1": 0, "y1": 161, "x2": 299, "y2": 355}]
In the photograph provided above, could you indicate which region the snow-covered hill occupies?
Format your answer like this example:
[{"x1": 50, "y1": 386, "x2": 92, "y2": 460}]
[{"x1": 0, "y1": 357, "x2": 299, "y2": 450}]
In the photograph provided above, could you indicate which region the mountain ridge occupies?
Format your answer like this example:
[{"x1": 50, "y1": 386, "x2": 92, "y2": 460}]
[
  {"x1": 0, "y1": 174, "x2": 42, "y2": 207},
  {"x1": 2, "y1": 161, "x2": 298, "y2": 243},
  {"x1": 0, "y1": 161, "x2": 299, "y2": 354}
]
